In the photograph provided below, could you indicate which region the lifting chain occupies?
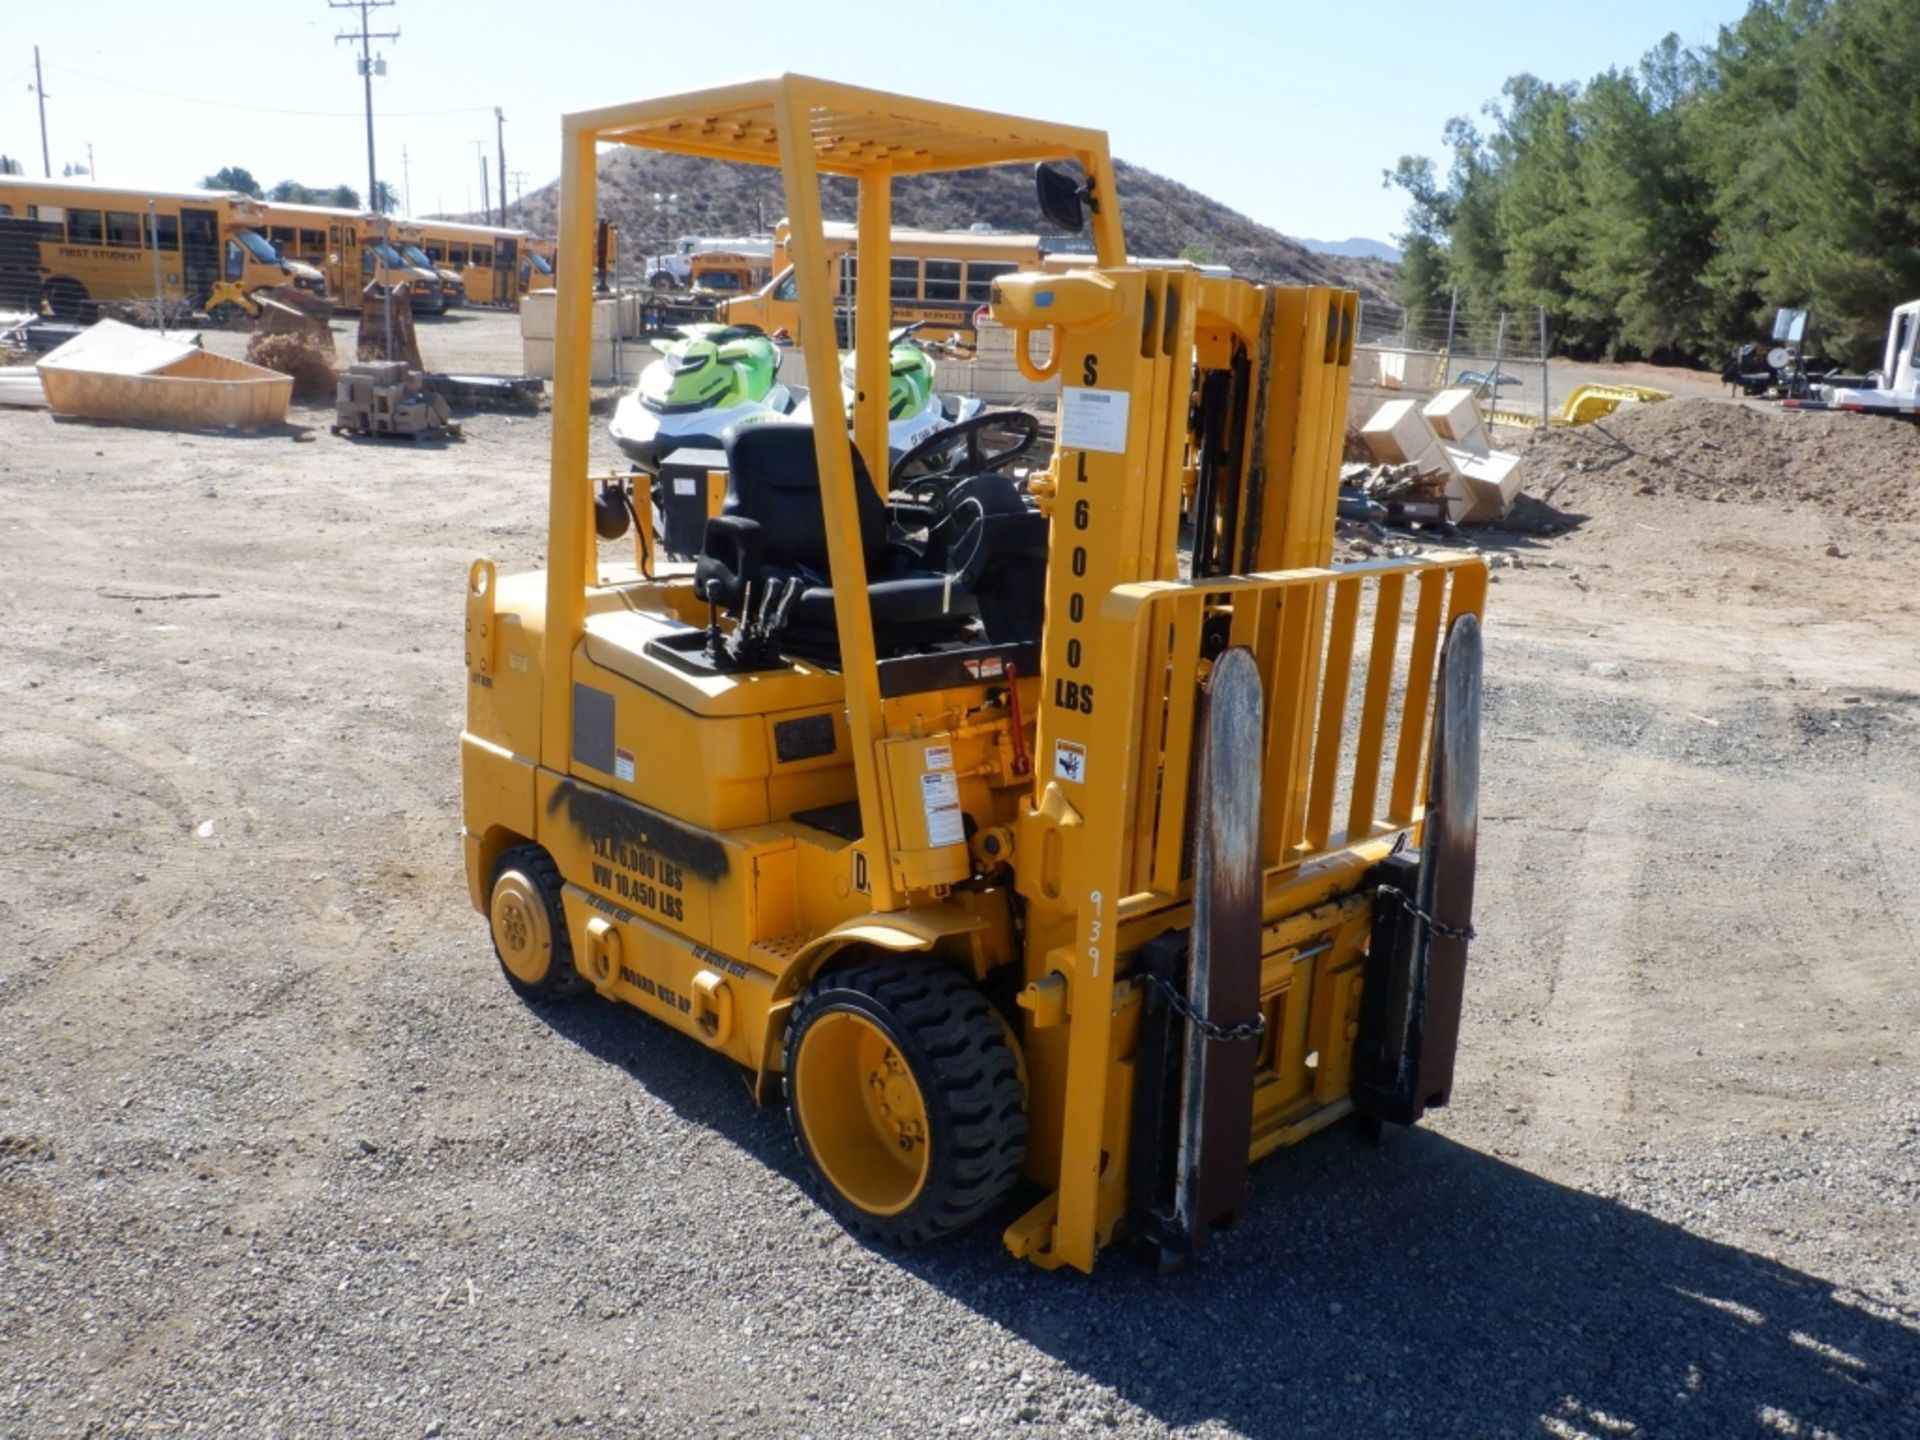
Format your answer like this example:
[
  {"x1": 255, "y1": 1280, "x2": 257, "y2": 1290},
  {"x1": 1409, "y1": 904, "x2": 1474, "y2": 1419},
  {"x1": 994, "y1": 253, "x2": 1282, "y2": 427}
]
[
  {"x1": 1139, "y1": 971, "x2": 1266, "y2": 1045},
  {"x1": 1374, "y1": 883, "x2": 1476, "y2": 942}
]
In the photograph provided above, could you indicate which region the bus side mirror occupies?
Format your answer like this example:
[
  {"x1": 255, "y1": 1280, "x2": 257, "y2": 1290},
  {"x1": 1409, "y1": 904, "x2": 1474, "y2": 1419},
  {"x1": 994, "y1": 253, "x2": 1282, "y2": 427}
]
[{"x1": 1035, "y1": 162, "x2": 1087, "y2": 234}]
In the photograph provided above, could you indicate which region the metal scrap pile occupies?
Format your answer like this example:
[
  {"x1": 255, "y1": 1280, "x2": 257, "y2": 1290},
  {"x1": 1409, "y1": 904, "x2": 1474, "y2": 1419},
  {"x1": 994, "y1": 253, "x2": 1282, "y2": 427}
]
[
  {"x1": 1349, "y1": 388, "x2": 1523, "y2": 527},
  {"x1": 1339, "y1": 459, "x2": 1454, "y2": 528}
]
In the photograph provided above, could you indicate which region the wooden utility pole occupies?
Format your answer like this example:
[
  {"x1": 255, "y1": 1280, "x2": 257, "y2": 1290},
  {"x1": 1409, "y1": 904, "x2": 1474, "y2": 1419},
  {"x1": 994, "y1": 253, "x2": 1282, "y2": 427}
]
[
  {"x1": 33, "y1": 47, "x2": 50, "y2": 178},
  {"x1": 495, "y1": 108, "x2": 507, "y2": 228},
  {"x1": 332, "y1": 0, "x2": 399, "y2": 211}
]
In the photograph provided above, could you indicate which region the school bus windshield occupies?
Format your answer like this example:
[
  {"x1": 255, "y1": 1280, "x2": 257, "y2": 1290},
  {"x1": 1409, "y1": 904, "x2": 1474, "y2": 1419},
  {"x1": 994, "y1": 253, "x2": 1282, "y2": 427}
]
[
  {"x1": 372, "y1": 241, "x2": 407, "y2": 268},
  {"x1": 236, "y1": 229, "x2": 282, "y2": 266},
  {"x1": 401, "y1": 244, "x2": 437, "y2": 270}
]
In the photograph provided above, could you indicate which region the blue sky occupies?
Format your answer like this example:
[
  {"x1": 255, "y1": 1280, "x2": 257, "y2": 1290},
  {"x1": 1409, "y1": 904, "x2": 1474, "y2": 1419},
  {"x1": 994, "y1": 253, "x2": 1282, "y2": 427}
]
[{"x1": 3, "y1": 0, "x2": 1753, "y2": 242}]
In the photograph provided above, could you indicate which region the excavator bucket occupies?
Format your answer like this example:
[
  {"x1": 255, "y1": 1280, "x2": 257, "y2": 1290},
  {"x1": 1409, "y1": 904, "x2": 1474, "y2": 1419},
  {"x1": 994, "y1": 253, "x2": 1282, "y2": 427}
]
[
  {"x1": 251, "y1": 287, "x2": 333, "y2": 343},
  {"x1": 356, "y1": 283, "x2": 423, "y2": 371}
]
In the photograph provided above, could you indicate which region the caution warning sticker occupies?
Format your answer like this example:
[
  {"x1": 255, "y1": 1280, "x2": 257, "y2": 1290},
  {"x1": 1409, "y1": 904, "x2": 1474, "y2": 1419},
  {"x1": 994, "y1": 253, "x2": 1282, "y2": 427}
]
[
  {"x1": 1053, "y1": 738, "x2": 1087, "y2": 785},
  {"x1": 920, "y1": 770, "x2": 965, "y2": 847}
]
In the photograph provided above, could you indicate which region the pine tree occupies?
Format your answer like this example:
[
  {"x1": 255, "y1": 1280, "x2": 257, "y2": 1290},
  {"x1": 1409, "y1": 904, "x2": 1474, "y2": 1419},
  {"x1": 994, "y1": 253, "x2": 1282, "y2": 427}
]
[{"x1": 1773, "y1": 0, "x2": 1920, "y2": 361}]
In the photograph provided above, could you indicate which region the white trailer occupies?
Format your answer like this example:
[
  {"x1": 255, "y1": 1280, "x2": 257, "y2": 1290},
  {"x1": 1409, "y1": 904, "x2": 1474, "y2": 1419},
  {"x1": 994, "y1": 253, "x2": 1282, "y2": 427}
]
[
  {"x1": 642, "y1": 234, "x2": 775, "y2": 290},
  {"x1": 1788, "y1": 299, "x2": 1920, "y2": 416}
]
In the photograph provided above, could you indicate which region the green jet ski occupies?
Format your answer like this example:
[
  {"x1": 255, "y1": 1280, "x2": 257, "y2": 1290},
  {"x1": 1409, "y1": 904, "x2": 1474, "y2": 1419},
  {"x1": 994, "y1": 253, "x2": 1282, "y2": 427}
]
[
  {"x1": 609, "y1": 324, "x2": 802, "y2": 472},
  {"x1": 793, "y1": 322, "x2": 986, "y2": 463}
]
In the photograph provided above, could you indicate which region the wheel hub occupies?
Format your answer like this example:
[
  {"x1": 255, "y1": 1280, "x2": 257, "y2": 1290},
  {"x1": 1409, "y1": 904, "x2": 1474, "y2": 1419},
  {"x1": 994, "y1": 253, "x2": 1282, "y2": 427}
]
[
  {"x1": 794, "y1": 1010, "x2": 931, "y2": 1216},
  {"x1": 489, "y1": 871, "x2": 552, "y2": 986}
]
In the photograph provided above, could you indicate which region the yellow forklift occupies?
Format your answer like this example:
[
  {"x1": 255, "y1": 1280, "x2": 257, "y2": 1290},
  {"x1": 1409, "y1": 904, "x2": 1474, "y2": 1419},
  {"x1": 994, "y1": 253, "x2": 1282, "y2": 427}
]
[{"x1": 460, "y1": 77, "x2": 1487, "y2": 1272}]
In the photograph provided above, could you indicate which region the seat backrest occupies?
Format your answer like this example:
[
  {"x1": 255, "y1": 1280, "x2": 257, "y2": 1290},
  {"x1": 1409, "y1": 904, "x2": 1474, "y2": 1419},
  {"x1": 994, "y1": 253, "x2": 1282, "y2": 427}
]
[{"x1": 720, "y1": 422, "x2": 887, "y2": 574}]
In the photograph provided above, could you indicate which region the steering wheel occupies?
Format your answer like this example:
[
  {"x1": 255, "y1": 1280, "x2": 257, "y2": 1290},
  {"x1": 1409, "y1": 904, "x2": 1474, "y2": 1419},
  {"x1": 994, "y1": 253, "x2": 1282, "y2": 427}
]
[{"x1": 890, "y1": 410, "x2": 1041, "y2": 494}]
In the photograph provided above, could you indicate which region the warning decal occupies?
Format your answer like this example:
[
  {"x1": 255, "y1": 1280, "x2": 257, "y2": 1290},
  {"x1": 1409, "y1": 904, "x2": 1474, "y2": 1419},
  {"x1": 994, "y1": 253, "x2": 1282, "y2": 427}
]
[
  {"x1": 920, "y1": 770, "x2": 965, "y2": 847},
  {"x1": 1053, "y1": 738, "x2": 1087, "y2": 784}
]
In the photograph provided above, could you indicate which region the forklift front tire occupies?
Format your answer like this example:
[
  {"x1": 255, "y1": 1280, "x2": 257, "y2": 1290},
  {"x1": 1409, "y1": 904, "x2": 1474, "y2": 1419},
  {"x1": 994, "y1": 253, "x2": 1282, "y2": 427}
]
[
  {"x1": 786, "y1": 957, "x2": 1026, "y2": 1245},
  {"x1": 488, "y1": 844, "x2": 582, "y2": 1002}
]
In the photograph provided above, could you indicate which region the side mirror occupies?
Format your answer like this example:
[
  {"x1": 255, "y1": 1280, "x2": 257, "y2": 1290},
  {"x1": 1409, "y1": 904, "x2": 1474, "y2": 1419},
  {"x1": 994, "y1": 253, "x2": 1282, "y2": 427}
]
[{"x1": 1035, "y1": 162, "x2": 1087, "y2": 234}]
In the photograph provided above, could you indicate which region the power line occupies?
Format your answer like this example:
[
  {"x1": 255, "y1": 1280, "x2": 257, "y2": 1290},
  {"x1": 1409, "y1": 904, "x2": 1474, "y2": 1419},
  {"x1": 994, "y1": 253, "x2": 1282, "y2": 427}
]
[{"x1": 44, "y1": 60, "x2": 488, "y2": 119}]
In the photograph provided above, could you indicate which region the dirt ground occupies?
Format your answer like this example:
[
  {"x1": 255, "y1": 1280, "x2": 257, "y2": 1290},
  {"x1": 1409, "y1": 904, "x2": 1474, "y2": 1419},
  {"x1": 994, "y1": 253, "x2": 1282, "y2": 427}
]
[{"x1": 1, "y1": 393, "x2": 1917, "y2": 1439}]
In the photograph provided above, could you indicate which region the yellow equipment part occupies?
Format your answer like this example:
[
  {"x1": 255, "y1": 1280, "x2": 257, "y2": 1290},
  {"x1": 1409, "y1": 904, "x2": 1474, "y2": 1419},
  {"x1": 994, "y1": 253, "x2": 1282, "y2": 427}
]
[
  {"x1": 459, "y1": 75, "x2": 1489, "y2": 1272},
  {"x1": 1554, "y1": 382, "x2": 1673, "y2": 427}
]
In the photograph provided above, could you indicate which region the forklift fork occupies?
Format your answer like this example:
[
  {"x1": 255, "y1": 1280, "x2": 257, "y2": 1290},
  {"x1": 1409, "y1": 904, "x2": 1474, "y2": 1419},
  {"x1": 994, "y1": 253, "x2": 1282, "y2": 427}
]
[
  {"x1": 1354, "y1": 612, "x2": 1484, "y2": 1124},
  {"x1": 1128, "y1": 646, "x2": 1266, "y2": 1268}
]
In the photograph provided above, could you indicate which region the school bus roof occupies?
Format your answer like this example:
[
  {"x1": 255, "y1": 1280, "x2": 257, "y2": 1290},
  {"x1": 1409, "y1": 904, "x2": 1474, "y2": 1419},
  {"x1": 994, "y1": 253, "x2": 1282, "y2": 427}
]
[
  {"x1": 813, "y1": 220, "x2": 1045, "y2": 250},
  {"x1": 410, "y1": 218, "x2": 534, "y2": 240},
  {"x1": 258, "y1": 201, "x2": 534, "y2": 239},
  {"x1": 0, "y1": 176, "x2": 257, "y2": 208},
  {"x1": 568, "y1": 73, "x2": 1110, "y2": 177}
]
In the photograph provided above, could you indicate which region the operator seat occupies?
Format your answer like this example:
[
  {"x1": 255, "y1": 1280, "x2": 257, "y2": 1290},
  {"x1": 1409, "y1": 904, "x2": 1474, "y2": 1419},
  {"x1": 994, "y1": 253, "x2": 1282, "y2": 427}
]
[{"x1": 693, "y1": 422, "x2": 979, "y2": 661}]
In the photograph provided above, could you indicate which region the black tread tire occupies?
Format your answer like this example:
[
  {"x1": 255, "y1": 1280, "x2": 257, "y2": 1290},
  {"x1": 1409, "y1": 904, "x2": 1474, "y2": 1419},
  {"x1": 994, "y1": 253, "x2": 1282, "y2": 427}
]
[
  {"x1": 44, "y1": 279, "x2": 91, "y2": 323},
  {"x1": 489, "y1": 843, "x2": 583, "y2": 1002},
  {"x1": 785, "y1": 957, "x2": 1026, "y2": 1245}
]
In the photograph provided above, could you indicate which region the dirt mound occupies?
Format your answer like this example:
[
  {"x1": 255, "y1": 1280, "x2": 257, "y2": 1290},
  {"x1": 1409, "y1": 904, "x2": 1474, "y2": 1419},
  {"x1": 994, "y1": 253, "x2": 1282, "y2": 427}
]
[{"x1": 1521, "y1": 398, "x2": 1920, "y2": 524}]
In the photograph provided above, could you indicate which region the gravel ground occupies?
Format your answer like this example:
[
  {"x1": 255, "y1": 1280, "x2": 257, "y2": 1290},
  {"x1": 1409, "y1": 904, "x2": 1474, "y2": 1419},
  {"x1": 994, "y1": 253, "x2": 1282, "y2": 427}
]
[{"x1": 1, "y1": 398, "x2": 1916, "y2": 1439}]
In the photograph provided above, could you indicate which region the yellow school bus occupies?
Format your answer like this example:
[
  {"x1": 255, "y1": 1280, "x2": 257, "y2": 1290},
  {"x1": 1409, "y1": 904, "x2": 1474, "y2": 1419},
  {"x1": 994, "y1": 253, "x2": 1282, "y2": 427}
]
[
  {"x1": 718, "y1": 220, "x2": 1232, "y2": 344},
  {"x1": 688, "y1": 248, "x2": 769, "y2": 297},
  {"x1": 413, "y1": 219, "x2": 530, "y2": 308},
  {"x1": 518, "y1": 238, "x2": 556, "y2": 297},
  {"x1": 260, "y1": 200, "x2": 447, "y2": 313},
  {"x1": 719, "y1": 220, "x2": 1035, "y2": 341},
  {"x1": 0, "y1": 176, "x2": 326, "y2": 319},
  {"x1": 367, "y1": 215, "x2": 464, "y2": 311}
]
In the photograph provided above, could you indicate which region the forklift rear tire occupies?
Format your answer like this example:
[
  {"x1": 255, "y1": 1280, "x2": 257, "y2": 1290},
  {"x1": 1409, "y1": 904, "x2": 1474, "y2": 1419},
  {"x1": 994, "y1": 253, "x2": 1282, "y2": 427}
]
[
  {"x1": 786, "y1": 957, "x2": 1026, "y2": 1245},
  {"x1": 488, "y1": 844, "x2": 582, "y2": 1002}
]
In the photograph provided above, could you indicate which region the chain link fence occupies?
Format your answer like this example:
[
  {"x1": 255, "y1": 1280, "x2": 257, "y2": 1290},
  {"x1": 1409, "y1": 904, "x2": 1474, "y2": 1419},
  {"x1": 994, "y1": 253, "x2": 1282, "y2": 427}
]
[
  {"x1": 1353, "y1": 295, "x2": 1552, "y2": 430},
  {"x1": 195, "y1": 289, "x2": 1558, "y2": 426}
]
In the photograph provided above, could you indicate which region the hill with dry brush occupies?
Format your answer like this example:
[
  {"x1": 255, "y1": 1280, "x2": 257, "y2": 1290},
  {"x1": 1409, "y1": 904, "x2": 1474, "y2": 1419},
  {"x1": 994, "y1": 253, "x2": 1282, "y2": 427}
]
[{"x1": 480, "y1": 150, "x2": 1397, "y2": 306}]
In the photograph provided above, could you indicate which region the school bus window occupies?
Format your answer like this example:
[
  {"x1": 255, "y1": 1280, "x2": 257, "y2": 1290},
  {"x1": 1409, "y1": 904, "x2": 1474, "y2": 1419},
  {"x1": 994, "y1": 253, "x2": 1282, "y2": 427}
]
[
  {"x1": 104, "y1": 211, "x2": 143, "y2": 248},
  {"x1": 300, "y1": 229, "x2": 325, "y2": 252},
  {"x1": 924, "y1": 260, "x2": 962, "y2": 302},
  {"x1": 965, "y1": 262, "x2": 1016, "y2": 303},
  {"x1": 890, "y1": 258, "x2": 918, "y2": 299},
  {"x1": 0, "y1": 203, "x2": 13, "y2": 217},
  {"x1": 362, "y1": 247, "x2": 375, "y2": 276},
  {"x1": 449, "y1": 243, "x2": 469, "y2": 266},
  {"x1": 773, "y1": 269, "x2": 798, "y2": 301},
  {"x1": 225, "y1": 240, "x2": 245, "y2": 281},
  {"x1": 145, "y1": 214, "x2": 179, "y2": 251},
  {"x1": 67, "y1": 210, "x2": 103, "y2": 246},
  {"x1": 839, "y1": 255, "x2": 857, "y2": 298},
  {"x1": 472, "y1": 246, "x2": 492, "y2": 268},
  {"x1": 269, "y1": 225, "x2": 295, "y2": 248},
  {"x1": 425, "y1": 243, "x2": 445, "y2": 262}
]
